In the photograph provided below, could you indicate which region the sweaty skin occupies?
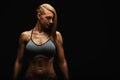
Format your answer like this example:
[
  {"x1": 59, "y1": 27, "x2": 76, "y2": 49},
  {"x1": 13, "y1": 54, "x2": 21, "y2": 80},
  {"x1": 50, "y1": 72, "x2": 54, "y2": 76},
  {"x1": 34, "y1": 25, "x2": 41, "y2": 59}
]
[
  {"x1": 14, "y1": 3, "x2": 69, "y2": 80},
  {"x1": 24, "y1": 30, "x2": 57, "y2": 79}
]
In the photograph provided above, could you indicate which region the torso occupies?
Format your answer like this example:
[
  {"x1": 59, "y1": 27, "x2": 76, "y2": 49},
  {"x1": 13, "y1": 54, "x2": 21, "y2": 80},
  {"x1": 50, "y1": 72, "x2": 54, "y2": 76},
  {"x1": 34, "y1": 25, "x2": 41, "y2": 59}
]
[{"x1": 22, "y1": 30, "x2": 57, "y2": 80}]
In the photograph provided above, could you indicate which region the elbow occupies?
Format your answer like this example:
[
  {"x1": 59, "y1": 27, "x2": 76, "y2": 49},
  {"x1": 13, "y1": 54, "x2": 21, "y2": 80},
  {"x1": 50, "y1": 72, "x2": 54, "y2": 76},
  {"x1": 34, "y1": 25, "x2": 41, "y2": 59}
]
[{"x1": 59, "y1": 59, "x2": 68, "y2": 67}]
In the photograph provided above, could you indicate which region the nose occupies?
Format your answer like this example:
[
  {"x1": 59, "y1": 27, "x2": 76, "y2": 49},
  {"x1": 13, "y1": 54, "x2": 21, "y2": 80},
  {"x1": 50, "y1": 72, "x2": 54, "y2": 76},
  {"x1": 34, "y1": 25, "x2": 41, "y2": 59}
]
[{"x1": 49, "y1": 19, "x2": 53, "y2": 24}]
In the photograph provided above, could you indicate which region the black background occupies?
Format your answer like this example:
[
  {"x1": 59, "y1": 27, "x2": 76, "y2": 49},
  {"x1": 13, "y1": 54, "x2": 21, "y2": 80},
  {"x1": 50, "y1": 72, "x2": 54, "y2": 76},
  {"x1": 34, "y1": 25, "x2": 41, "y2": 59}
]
[{"x1": 0, "y1": 0, "x2": 117, "y2": 80}]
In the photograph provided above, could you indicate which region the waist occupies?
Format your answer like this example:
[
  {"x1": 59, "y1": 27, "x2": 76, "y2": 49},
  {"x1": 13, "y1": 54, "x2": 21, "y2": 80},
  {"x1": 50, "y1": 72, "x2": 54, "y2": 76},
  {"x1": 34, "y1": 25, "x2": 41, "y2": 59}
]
[
  {"x1": 25, "y1": 65, "x2": 56, "y2": 80},
  {"x1": 25, "y1": 57, "x2": 55, "y2": 77}
]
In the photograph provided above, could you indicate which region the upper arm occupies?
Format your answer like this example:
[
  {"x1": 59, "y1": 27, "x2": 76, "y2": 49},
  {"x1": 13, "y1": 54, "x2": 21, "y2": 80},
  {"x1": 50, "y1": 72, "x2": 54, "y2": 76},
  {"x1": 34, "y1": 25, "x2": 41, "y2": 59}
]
[
  {"x1": 56, "y1": 31, "x2": 66, "y2": 63},
  {"x1": 16, "y1": 32, "x2": 27, "y2": 63}
]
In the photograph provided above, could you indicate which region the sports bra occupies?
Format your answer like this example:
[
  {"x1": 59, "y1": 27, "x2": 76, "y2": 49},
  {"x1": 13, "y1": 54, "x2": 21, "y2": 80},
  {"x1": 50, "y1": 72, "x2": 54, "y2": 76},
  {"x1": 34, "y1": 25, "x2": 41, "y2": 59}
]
[{"x1": 24, "y1": 30, "x2": 56, "y2": 60}]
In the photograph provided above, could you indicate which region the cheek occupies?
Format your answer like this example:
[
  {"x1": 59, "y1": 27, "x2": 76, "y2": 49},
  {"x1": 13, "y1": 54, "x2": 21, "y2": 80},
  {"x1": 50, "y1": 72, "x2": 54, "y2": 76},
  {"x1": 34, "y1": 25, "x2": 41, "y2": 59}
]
[
  {"x1": 41, "y1": 19, "x2": 48, "y2": 23},
  {"x1": 41, "y1": 20, "x2": 49, "y2": 27}
]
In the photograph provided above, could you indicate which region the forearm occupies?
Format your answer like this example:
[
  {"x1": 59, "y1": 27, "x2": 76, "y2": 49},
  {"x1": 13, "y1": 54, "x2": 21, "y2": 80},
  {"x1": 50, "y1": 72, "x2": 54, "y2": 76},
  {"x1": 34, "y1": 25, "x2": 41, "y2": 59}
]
[
  {"x1": 59, "y1": 60, "x2": 69, "y2": 80},
  {"x1": 13, "y1": 61, "x2": 22, "y2": 80}
]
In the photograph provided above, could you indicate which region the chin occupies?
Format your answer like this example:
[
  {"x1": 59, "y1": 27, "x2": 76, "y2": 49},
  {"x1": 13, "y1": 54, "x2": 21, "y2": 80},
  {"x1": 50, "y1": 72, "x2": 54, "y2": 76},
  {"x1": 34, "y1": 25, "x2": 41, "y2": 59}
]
[{"x1": 44, "y1": 26, "x2": 49, "y2": 29}]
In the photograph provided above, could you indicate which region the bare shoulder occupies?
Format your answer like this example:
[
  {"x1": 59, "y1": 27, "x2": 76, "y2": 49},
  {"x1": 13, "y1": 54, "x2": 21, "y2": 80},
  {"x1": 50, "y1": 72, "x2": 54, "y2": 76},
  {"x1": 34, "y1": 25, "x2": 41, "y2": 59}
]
[
  {"x1": 19, "y1": 30, "x2": 32, "y2": 42},
  {"x1": 56, "y1": 31, "x2": 63, "y2": 39},
  {"x1": 56, "y1": 31, "x2": 63, "y2": 44}
]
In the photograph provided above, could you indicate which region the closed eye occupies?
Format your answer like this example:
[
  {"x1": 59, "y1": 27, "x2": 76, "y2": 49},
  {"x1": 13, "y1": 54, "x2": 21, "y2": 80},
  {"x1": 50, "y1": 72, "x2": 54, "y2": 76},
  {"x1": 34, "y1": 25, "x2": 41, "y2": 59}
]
[{"x1": 46, "y1": 16, "x2": 53, "y2": 20}]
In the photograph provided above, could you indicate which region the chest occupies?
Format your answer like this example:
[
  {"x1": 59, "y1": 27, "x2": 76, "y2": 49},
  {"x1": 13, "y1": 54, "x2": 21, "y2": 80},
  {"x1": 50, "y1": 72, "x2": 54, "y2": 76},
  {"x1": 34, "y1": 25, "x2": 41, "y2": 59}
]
[{"x1": 32, "y1": 33, "x2": 49, "y2": 45}]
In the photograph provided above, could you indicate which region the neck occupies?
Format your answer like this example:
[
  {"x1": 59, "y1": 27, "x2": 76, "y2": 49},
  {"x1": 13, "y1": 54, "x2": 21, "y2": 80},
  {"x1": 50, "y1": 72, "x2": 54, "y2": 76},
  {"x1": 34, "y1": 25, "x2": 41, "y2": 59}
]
[
  {"x1": 34, "y1": 21, "x2": 43, "y2": 32},
  {"x1": 33, "y1": 21, "x2": 51, "y2": 37}
]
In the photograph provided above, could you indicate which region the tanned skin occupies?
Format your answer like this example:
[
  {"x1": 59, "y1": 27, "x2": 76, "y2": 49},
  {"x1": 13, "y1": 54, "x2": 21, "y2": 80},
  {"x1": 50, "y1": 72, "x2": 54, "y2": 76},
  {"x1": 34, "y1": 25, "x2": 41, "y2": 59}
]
[{"x1": 14, "y1": 3, "x2": 69, "y2": 80}]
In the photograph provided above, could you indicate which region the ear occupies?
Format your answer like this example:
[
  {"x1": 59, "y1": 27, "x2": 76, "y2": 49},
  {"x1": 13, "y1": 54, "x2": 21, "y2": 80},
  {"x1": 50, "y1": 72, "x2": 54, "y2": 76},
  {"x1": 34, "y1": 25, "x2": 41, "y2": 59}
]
[{"x1": 37, "y1": 13, "x2": 41, "y2": 19}]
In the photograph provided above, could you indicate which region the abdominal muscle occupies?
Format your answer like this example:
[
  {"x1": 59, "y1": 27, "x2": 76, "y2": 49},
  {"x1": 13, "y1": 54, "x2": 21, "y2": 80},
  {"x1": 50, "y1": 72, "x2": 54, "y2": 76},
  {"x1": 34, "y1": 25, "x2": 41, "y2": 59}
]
[{"x1": 25, "y1": 56, "x2": 56, "y2": 79}]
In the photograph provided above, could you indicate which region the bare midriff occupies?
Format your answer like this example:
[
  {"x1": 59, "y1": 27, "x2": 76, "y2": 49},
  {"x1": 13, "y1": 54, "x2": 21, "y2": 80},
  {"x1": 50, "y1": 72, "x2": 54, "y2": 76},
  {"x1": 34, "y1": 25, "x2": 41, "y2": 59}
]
[{"x1": 25, "y1": 56, "x2": 56, "y2": 79}]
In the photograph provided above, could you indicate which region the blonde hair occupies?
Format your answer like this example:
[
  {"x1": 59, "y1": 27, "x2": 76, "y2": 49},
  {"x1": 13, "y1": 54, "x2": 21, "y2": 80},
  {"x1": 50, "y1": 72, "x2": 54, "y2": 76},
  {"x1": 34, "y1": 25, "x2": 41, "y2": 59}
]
[{"x1": 36, "y1": 3, "x2": 57, "y2": 41}]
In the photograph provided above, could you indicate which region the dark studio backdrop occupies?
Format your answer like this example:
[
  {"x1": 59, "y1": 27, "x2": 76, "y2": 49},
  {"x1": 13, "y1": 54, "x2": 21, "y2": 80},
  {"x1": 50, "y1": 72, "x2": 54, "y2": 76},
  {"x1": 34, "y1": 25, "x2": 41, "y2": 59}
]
[{"x1": 0, "y1": 0, "x2": 117, "y2": 80}]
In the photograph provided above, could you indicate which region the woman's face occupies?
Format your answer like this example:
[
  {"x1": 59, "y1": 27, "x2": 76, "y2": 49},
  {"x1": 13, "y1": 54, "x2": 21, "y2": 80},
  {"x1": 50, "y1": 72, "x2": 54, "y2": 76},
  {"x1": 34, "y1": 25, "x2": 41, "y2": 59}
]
[{"x1": 39, "y1": 9, "x2": 54, "y2": 29}]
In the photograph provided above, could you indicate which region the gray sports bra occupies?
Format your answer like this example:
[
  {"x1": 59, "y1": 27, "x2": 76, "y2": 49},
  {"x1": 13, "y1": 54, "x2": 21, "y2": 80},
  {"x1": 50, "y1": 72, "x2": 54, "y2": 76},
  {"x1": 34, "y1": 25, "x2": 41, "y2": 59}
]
[{"x1": 24, "y1": 30, "x2": 56, "y2": 59}]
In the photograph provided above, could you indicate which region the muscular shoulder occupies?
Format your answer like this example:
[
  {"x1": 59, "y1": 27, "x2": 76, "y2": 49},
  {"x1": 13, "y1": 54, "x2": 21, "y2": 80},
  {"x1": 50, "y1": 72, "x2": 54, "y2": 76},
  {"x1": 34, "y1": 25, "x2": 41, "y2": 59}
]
[
  {"x1": 56, "y1": 31, "x2": 63, "y2": 45},
  {"x1": 19, "y1": 30, "x2": 32, "y2": 42}
]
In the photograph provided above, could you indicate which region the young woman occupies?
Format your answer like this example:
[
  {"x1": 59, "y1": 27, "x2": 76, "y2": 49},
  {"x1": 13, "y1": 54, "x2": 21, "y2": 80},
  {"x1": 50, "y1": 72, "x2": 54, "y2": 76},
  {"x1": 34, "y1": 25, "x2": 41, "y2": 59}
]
[{"x1": 13, "y1": 3, "x2": 69, "y2": 80}]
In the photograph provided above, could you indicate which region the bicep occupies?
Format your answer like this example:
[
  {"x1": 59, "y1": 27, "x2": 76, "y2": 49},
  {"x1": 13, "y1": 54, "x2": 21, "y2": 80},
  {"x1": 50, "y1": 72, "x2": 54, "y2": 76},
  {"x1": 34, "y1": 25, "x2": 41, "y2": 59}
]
[
  {"x1": 16, "y1": 43, "x2": 24, "y2": 63},
  {"x1": 16, "y1": 33, "x2": 25, "y2": 63},
  {"x1": 56, "y1": 32, "x2": 66, "y2": 63}
]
